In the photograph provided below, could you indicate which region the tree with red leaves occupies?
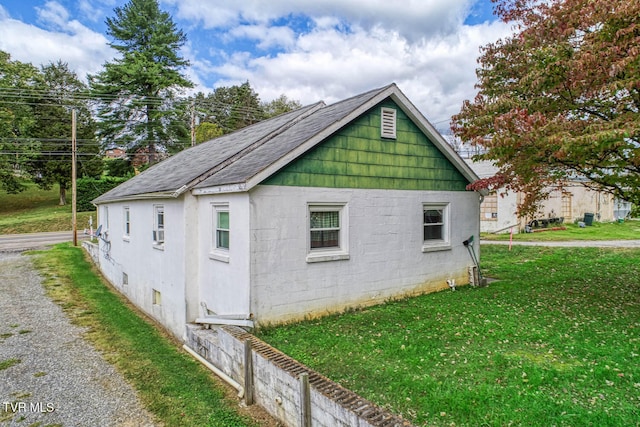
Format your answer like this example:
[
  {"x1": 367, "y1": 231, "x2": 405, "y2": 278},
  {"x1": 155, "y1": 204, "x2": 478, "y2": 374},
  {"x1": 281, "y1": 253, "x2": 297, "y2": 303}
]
[{"x1": 452, "y1": 0, "x2": 640, "y2": 217}]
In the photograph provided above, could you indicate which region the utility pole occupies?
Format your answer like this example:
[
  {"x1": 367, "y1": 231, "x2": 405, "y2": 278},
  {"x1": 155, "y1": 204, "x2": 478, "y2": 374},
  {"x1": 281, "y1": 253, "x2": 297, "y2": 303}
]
[
  {"x1": 190, "y1": 101, "x2": 196, "y2": 147},
  {"x1": 72, "y1": 109, "x2": 77, "y2": 246}
]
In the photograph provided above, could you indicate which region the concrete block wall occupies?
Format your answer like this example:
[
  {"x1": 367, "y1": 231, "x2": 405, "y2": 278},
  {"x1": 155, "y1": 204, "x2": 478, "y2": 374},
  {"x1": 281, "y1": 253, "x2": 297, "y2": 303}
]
[{"x1": 185, "y1": 324, "x2": 413, "y2": 427}]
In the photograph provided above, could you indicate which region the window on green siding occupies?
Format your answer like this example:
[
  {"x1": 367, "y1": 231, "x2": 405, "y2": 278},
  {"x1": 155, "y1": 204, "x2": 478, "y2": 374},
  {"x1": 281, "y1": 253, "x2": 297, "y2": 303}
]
[{"x1": 216, "y1": 210, "x2": 229, "y2": 249}]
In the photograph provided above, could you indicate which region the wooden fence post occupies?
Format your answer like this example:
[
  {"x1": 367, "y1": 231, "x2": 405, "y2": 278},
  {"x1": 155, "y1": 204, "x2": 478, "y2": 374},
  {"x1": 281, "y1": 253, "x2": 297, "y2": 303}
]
[
  {"x1": 299, "y1": 372, "x2": 311, "y2": 427},
  {"x1": 244, "y1": 340, "x2": 254, "y2": 405}
]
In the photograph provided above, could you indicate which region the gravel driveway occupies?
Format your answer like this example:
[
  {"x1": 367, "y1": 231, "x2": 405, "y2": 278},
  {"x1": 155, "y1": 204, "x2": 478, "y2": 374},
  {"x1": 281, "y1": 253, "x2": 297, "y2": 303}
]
[{"x1": 0, "y1": 252, "x2": 156, "y2": 426}]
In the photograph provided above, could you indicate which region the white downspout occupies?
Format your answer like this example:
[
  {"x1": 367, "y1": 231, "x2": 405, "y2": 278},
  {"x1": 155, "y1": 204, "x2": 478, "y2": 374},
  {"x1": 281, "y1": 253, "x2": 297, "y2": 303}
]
[{"x1": 182, "y1": 344, "x2": 245, "y2": 398}]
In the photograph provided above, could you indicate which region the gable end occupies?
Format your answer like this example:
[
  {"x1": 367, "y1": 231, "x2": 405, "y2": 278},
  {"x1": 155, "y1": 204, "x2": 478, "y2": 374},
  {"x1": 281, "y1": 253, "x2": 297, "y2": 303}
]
[{"x1": 262, "y1": 100, "x2": 470, "y2": 192}]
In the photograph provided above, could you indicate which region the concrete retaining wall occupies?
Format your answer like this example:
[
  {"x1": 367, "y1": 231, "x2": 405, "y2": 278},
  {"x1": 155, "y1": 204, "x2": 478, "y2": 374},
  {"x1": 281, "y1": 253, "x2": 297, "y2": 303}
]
[{"x1": 185, "y1": 324, "x2": 413, "y2": 427}]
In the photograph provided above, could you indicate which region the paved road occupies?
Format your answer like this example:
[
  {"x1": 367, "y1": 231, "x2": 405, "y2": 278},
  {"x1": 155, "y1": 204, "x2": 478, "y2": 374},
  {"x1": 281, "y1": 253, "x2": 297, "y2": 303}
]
[
  {"x1": 0, "y1": 231, "x2": 88, "y2": 252},
  {"x1": 481, "y1": 239, "x2": 640, "y2": 248}
]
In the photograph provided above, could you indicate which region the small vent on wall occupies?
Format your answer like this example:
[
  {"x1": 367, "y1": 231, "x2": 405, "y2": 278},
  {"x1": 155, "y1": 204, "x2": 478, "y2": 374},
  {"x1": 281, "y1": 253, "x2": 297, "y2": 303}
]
[
  {"x1": 152, "y1": 289, "x2": 161, "y2": 305},
  {"x1": 381, "y1": 107, "x2": 397, "y2": 139}
]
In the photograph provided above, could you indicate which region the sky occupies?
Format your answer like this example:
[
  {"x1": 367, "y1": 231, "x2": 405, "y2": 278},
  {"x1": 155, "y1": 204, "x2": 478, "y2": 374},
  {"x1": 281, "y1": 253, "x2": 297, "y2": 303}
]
[{"x1": 0, "y1": 0, "x2": 513, "y2": 133}]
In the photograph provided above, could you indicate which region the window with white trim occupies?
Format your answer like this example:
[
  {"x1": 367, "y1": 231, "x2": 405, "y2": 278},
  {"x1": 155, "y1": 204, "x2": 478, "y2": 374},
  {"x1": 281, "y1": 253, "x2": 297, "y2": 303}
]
[
  {"x1": 307, "y1": 203, "x2": 349, "y2": 263},
  {"x1": 210, "y1": 204, "x2": 230, "y2": 262},
  {"x1": 123, "y1": 207, "x2": 131, "y2": 237},
  {"x1": 381, "y1": 107, "x2": 397, "y2": 139},
  {"x1": 422, "y1": 203, "x2": 450, "y2": 252},
  {"x1": 215, "y1": 207, "x2": 229, "y2": 249},
  {"x1": 103, "y1": 205, "x2": 109, "y2": 230},
  {"x1": 153, "y1": 205, "x2": 165, "y2": 245}
]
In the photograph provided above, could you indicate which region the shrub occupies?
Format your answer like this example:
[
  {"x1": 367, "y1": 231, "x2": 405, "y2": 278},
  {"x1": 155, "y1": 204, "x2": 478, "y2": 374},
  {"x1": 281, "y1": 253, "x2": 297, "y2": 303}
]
[{"x1": 77, "y1": 177, "x2": 128, "y2": 212}]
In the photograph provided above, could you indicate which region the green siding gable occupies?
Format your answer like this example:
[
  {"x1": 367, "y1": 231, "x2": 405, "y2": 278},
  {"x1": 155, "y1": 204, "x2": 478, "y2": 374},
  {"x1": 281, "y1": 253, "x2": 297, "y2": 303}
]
[{"x1": 262, "y1": 101, "x2": 470, "y2": 191}]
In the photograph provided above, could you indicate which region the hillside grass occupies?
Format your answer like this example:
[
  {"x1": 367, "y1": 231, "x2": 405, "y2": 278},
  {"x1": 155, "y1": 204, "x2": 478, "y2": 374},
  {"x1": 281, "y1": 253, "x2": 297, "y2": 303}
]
[
  {"x1": 257, "y1": 245, "x2": 640, "y2": 426},
  {"x1": 0, "y1": 182, "x2": 95, "y2": 234}
]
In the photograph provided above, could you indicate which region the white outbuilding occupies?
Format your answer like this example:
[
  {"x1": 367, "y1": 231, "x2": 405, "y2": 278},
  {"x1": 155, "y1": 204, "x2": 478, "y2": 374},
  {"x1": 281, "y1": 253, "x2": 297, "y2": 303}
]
[{"x1": 91, "y1": 84, "x2": 483, "y2": 339}]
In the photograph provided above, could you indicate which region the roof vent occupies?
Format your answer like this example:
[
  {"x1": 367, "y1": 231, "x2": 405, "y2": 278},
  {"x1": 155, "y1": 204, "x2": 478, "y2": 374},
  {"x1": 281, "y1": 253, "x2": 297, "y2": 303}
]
[{"x1": 381, "y1": 107, "x2": 396, "y2": 139}]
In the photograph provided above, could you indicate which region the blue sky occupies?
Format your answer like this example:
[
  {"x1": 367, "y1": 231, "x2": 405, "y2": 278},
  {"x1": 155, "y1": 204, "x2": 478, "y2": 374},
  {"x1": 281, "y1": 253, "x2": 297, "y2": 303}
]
[{"x1": 0, "y1": 0, "x2": 512, "y2": 132}]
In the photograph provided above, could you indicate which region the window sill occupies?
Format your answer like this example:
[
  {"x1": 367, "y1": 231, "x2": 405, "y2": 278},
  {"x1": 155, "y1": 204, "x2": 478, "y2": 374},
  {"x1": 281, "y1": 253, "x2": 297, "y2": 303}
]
[
  {"x1": 152, "y1": 243, "x2": 165, "y2": 251},
  {"x1": 122, "y1": 236, "x2": 130, "y2": 242},
  {"x1": 422, "y1": 241, "x2": 451, "y2": 253},
  {"x1": 306, "y1": 250, "x2": 350, "y2": 263},
  {"x1": 209, "y1": 252, "x2": 230, "y2": 263}
]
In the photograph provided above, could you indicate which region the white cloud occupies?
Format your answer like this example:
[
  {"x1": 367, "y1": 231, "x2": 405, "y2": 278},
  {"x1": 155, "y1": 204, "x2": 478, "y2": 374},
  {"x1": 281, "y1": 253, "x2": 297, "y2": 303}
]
[
  {"x1": 0, "y1": 5, "x2": 113, "y2": 80},
  {"x1": 36, "y1": 1, "x2": 69, "y2": 30},
  {"x1": 207, "y1": 18, "x2": 511, "y2": 127},
  {"x1": 227, "y1": 24, "x2": 296, "y2": 50},
  {"x1": 167, "y1": 0, "x2": 512, "y2": 127},
  {"x1": 1, "y1": 0, "x2": 513, "y2": 130},
  {"x1": 166, "y1": 0, "x2": 475, "y2": 41},
  {"x1": 77, "y1": 0, "x2": 115, "y2": 23},
  {"x1": 0, "y1": 5, "x2": 9, "y2": 21}
]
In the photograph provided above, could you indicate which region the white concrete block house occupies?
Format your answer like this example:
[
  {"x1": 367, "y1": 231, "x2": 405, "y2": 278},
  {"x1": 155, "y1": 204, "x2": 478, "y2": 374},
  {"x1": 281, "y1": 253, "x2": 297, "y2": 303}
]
[{"x1": 92, "y1": 84, "x2": 483, "y2": 339}]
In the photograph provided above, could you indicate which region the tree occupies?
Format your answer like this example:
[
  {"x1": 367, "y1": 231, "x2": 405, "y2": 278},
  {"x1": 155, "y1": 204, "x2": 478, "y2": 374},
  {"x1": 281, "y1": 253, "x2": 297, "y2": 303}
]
[
  {"x1": 0, "y1": 51, "x2": 41, "y2": 193},
  {"x1": 195, "y1": 122, "x2": 223, "y2": 144},
  {"x1": 262, "y1": 94, "x2": 302, "y2": 119},
  {"x1": 452, "y1": 0, "x2": 640, "y2": 217},
  {"x1": 25, "y1": 61, "x2": 102, "y2": 205},
  {"x1": 89, "y1": 0, "x2": 192, "y2": 165},
  {"x1": 192, "y1": 82, "x2": 265, "y2": 134}
]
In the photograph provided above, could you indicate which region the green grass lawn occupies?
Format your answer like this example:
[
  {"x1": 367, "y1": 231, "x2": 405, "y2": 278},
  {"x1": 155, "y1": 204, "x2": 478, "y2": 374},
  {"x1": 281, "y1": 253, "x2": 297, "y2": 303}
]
[
  {"x1": 482, "y1": 220, "x2": 640, "y2": 241},
  {"x1": 0, "y1": 182, "x2": 95, "y2": 234},
  {"x1": 256, "y1": 245, "x2": 640, "y2": 427},
  {"x1": 30, "y1": 244, "x2": 260, "y2": 427}
]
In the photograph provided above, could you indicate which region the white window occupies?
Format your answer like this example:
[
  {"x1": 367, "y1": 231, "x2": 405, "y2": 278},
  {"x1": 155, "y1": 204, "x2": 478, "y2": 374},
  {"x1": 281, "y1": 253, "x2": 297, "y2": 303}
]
[
  {"x1": 123, "y1": 207, "x2": 131, "y2": 237},
  {"x1": 210, "y1": 204, "x2": 230, "y2": 263},
  {"x1": 422, "y1": 203, "x2": 451, "y2": 252},
  {"x1": 103, "y1": 205, "x2": 109, "y2": 230},
  {"x1": 307, "y1": 203, "x2": 349, "y2": 263},
  {"x1": 381, "y1": 107, "x2": 397, "y2": 139},
  {"x1": 216, "y1": 209, "x2": 229, "y2": 249},
  {"x1": 153, "y1": 205, "x2": 165, "y2": 246}
]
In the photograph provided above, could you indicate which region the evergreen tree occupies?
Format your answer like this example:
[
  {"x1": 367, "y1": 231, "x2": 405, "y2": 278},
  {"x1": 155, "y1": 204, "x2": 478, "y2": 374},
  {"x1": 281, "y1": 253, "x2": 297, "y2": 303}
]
[{"x1": 89, "y1": 0, "x2": 192, "y2": 165}]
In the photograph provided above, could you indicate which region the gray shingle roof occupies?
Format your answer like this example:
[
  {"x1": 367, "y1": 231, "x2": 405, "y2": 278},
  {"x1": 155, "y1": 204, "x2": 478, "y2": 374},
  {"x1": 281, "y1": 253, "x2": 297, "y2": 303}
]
[{"x1": 93, "y1": 83, "x2": 478, "y2": 203}]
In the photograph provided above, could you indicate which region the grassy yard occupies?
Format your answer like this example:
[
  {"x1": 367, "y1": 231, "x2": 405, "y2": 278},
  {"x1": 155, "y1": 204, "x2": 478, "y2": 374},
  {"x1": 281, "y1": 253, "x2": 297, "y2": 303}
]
[
  {"x1": 30, "y1": 244, "x2": 265, "y2": 427},
  {"x1": 482, "y1": 220, "x2": 640, "y2": 241},
  {"x1": 0, "y1": 182, "x2": 95, "y2": 234},
  {"x1": 256, "y1": 245, "x2": 640, "y2": 426}
]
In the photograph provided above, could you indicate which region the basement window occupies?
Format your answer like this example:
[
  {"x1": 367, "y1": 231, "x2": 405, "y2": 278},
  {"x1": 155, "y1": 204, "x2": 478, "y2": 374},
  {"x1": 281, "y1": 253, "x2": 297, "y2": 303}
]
[
  {"x1": 381, "y1": 107, "x2": 397, "y2": 139},
  {"x1": 152, "y1": 289, "x2": 161, "y2": 306}
]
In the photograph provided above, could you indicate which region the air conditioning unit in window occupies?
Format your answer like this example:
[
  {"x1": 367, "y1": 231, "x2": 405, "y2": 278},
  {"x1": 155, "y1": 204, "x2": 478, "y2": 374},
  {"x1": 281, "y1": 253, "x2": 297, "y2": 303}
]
[{"x1": 153, "y1": 230, "x2": 165, "y2": 243}]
